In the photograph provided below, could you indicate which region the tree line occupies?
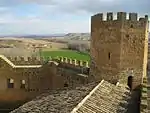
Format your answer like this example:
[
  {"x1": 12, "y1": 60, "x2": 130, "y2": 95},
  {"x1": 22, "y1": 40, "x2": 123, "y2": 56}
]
[{"x1": 67, "y1": 42, "x2": 90, "y2": 53}]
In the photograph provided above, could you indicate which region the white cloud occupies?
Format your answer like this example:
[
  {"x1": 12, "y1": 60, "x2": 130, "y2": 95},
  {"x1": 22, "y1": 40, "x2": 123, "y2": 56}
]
[
  {"x1": 23, "y1": 0, "x2": 150, "y2": 14},
  {"x1": 0, "y1": 0, "x2": 149, "y2": 14},
  {"x1": 0, "y1": 16, "x2": 90, "y2": 35},
  {"x1": 0, "y1": 0, "x2": 149, "y2": 35}
]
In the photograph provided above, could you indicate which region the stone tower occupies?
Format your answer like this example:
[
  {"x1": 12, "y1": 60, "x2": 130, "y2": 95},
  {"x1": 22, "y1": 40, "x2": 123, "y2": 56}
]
[{"x1": 90, "y1": 12, "x2": 149, "y2": 89}]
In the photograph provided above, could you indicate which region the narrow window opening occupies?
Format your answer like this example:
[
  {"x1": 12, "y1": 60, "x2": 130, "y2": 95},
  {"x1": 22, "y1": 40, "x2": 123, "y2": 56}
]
[
  {"x1": 7, "y1": 78, "x2": 14, "y2": 88},
  {"x1": 20, "y1": 80, "x2": 26, "y2": 89},
  {"x1": 108, "y1": 52, "x2": 111, "y2": 60}
]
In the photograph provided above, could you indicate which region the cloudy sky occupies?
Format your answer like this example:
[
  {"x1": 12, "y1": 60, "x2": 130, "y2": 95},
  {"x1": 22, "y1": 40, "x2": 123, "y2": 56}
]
[{"x1": 0, "y1": 0, "x2": 149, "y2": 35}]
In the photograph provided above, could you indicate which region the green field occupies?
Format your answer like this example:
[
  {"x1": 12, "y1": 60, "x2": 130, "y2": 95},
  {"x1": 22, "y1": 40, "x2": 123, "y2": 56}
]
[{"x1": 41, "y1": 50, "x2": 90, "y2": 62}]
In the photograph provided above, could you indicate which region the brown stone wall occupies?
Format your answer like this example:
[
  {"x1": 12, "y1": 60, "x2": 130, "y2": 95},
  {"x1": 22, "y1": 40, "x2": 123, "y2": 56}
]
[
  {"x1": 90, "y1": 12, "x2": 149, "y2": 89},
  {"x1": 52, "y1": 67, "x2": 88, "y2": 89},
  {"x1": 0, "y1": 57, "x2": 89, "y2": 103},
  {"x1": 0, "y1": 59, "x2": 31, "y2": 102},
  {"x1": 120, "y1": 21, "x2": 147, "y2": 68},
  {"x1": 40, "y1": 62, "x2": 88, "y2": 89},
  {"x1": 39, "y1": 63, "x2": 58, "y2": 90},
  {"x1": 0, "y1": 58, "x2": 52, "y2": 102},
  {"x1": 90, "y1": 13, "x2": 122, "y2": 83},
  {"x1": 61, "y1": 71, "x2": 88, "y2": 88},
  {"x1": 120, "y1": 18, "x2": 149, "y2": 89}
]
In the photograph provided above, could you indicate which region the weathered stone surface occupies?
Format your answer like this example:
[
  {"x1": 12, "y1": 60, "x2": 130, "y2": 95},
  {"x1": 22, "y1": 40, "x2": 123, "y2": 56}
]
[
  {"x1": 0, "y1": 54, "x2": 89, "y2": 105},
  {"x1": 90, "y1": 12, "x2": 149, "y2": 89},
  {"x1": 147, "y1": 75, "x2": 150, "y2": 112},
  {"x1": 140, "y1": 75, "x2": 150, "y2": 113},
  {"x1": 10, "y1": 82, "x2": 97, "y2": 113},
  {"x1": 10, "y1": 80, "x2": 132, "y2": 113},
  {"x1": 71, "y1": 80, "x2": 131, "y2": 113}
]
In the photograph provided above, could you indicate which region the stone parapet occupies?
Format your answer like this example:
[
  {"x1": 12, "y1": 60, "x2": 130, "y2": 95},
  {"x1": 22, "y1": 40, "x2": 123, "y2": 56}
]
[
  {"x1": 57, "y1": 56, "x2": 89, "y2": 67},
  {"x1": 140, "y1": 77, "x2": 149, "y2": 112}
]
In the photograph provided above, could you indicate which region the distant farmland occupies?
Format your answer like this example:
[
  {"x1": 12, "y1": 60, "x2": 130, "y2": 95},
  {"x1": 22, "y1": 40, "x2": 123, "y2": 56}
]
[{"x1": 41, "y1": 50, "x2": 90, "y2": 62}]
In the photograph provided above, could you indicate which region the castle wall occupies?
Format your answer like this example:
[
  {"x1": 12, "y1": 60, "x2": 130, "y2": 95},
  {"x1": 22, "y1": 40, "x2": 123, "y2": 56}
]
[
  {"x1": 6, "y1": 56, "x2": 47, "y2": 65},
  {"x1": 0, "y1": 62, "x2": 31, "y2": 102},
  {"x1": 120, "y1": 16, "x2": 149, "y2": 89},
  {"x1": 0, "y1": 56, "x2": 51, "y2": 103},
  {"x1": 90, "y1": 13, "x2": 122, "y2": 83},
  {"x1": 56, "y1": 68, "x2": 88, "y2": 88},
  {"x1": 90, "y1": 12, "x2": 149, "y2": 89},
  {"x1": 38, "y1": 63, "x2": 57, "y2": 90},
  {"x1": 49, "y1": 61, "x2": 89, "y2": 89},
  {"x1": 0, "y1": 55, "x2": 89, "y2": 104}
]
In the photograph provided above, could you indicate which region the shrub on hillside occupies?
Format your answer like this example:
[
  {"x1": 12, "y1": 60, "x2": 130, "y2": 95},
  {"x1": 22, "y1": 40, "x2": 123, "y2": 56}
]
[{"x1": 67, "y1": 42, "x2": 90, "y2": 53}]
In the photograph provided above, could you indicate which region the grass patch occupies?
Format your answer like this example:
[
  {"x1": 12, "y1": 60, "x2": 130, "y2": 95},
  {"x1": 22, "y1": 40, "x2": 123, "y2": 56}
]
[{"x1": 41, "y1": 50, "x2": 90, "y2": 62}]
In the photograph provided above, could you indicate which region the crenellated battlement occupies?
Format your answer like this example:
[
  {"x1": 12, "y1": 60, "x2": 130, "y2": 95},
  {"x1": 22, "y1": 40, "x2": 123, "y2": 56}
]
[
  {"x1": 91, "y1": 11, "x2": 149, "y2": 89},
  {"x1": 6, "y1": 56, "x2": 52, "y2": 65},
  {"x1": 1, "y1": 55, "x2": 89, "y2": 67},
  {"x1": 52, "y1": 56, "x2": 89, "y2": 67},
  {"x1": 92, "y1": 12, "x2": 149, "y2": 22}
]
